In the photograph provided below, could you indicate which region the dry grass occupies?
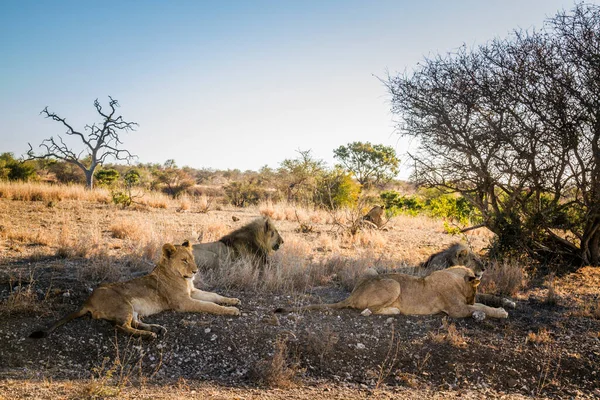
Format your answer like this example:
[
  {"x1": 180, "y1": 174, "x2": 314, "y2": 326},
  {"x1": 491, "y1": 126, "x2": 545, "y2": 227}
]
[
  {"x1": 0, "y1": 272, "x2": 48, "y2": 316},
  {"x1": 0, "y1": 225, "x2": 53, "y2": 246},
  {"x1": 526, "y1": 328, "x2": 553, "y2": 345},
  {"x1": 252, "y1": 336, "x2": 302, "y2": 388},
  {"x1": 479, "y1": 259, "x2": 527, "y2": 296},
  {"x1": 544, "y1": 274, "x2": 560, "y2": 305},
  {"x1": 428, "y1": 319, "x2": 467, "y2": 348},
  {"x1": 110, "y1": 220, "x2": 147, "y2": 240},
  {"x1": 0, "y1": 181, "x2": 110, "y2": 202}
]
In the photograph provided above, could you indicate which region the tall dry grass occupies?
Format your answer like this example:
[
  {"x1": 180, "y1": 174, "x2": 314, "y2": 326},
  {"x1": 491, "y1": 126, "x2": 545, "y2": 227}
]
[{"x1": 0, "y1": 181, "x2": 110, "y2": 202}]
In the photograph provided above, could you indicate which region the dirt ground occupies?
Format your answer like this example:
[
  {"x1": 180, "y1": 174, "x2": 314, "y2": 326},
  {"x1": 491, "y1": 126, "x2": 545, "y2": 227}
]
[{"x1": 1, "y1": 198, "x2": 599, "y2": 399}]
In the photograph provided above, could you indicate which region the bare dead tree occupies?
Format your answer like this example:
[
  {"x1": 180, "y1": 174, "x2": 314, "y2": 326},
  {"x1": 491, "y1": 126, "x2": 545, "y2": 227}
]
[
  {"x1": 27, "y1": 97, "x2": 137, "y2": 189},
  {"x1": 384, "y1": 3, "x2": 600, "y2": 267}
]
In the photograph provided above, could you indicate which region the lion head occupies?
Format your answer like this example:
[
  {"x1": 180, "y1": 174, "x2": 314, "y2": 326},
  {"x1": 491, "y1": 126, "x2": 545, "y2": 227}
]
[
  {"x1": 161, "y1": 240, "x2": 197, "y2": 279},
  {"x1": 220, "y1": 216, "x2": 284, "y2": 259},
  {"x1": 422, "y1": 243, "x2": 485, "y2": 278}
]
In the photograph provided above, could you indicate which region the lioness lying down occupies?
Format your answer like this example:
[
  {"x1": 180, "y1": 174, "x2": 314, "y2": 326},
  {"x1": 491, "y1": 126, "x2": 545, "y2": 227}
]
[
  {"x1": 29, "y1": 241, "x2": 241, "y2": 339},
  {"x1": 276, "y1": 266, "x2": 508, "y2": 319}
]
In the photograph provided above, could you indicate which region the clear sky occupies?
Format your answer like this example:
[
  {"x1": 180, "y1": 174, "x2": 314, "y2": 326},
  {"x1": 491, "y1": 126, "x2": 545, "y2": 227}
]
[{"x1": 0, "y1": 0, "x2": 588, "y2": 176}]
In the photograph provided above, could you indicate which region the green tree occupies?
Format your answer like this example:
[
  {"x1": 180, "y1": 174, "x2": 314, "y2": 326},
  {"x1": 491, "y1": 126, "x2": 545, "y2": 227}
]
[
  {"x1": 0, "y1": 152, "x2": 37, "y2": 181},
  {"x1": 94, "y1": 169, "x2": 120, "y2": 187},
  {"x1": 27, "y1": 97, "x2": 137, "y2": 189},
  {"x1": 333, "y1": 142, "x2": 400, "y2": 187},
  {"x1": 316, "y1": 167, "x2": 361, "y2": 209},
  {"x1": 152, "y1": 160, "x2": 194, "y2": 198},
  {"x1": 278, "y1": 149, "x2": 326, "y2": 205},
  {"x1": 384, "y1": 3, "x2": 600, "y2": 266}
]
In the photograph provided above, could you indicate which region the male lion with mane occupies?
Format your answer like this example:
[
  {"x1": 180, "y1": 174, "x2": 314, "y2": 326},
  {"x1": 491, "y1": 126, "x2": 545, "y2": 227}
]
[
  {"x1": 193, "y1": 217, "x2": 283, "y2": 270},
  {"x1": 29, "y1": 241, "x2": 240, "y2": 340},
  {"x1": 421, "y1": 242, "x2": 485, "y2": 277},
  {"x1": 276, "y1": 266, "x2": 508, "y2": 319},
  {"x1": 420, "y1": 243, "x2": 516, "y2": 309}
]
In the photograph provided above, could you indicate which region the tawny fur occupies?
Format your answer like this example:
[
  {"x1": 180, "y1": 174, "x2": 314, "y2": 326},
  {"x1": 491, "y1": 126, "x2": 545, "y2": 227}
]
[
  {"x1": 29, "y1": 241, "x2": 241, "y2": 340},
  {"x1": 276, "y1": 266, "x2": 508, "y2": 319},
  {"x1": 192, "y1": 217, "x2": 283, "y2": 270}
]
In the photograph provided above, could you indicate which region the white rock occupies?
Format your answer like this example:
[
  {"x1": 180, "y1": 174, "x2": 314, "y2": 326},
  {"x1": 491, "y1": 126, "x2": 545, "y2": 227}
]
[
  {"x1": 356, "y1": 343, "x2": 366, "y2": 350},
  {"x1": 360, "y1": 308, "x2": 372, "y2": 316}
]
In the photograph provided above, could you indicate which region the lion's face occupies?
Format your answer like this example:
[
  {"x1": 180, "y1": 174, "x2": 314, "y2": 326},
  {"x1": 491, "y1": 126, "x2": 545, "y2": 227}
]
[
  {"x1": 162, "y1": 240, "x2": 197, "y2": 279},
  {"x1": 454, "y1": 248, "x2": 485, "y2": 278},
  {"x1": 265, "y1": 219, "x2": 284, "y2": 251}
]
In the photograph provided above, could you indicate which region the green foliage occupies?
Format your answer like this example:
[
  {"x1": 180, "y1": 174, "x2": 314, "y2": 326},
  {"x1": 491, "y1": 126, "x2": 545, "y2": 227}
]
[
  {"x1": 316, "y1": 168, "x2": 361, "y2": 209},
  {"x1": 152, "y1": 160, "x2": 194, "y2": 199},
  {"x1": 380, "y1": 191, "x2": 424, "y2": 216},
  {"x1": 123, "y1": 169, "x2": 141, "y2": 187},
  {"x1": 427, "y1": 195, "x2": 474, "y2": 225},
  {"x1": 333, "y1": 142, "x2": 400, "y2": 186},
  {"x1": 111, "y1": 190, "x2": 132, "y2": 207},
  {"x1": 380, "y1": 190, "x2": 476, "y2": 225},
  {"x1": 0, "y1": 153, "x2": 37, "y2": 182},
  {"x1": 94, "y1": 169, "x2": 120, "y2": 187},
  {"x1": 278, "y1": 149, "x2": 326, "y2": 205},
  {"x1": 224, "y1": 180, "x2": 268, "y2": 207}
]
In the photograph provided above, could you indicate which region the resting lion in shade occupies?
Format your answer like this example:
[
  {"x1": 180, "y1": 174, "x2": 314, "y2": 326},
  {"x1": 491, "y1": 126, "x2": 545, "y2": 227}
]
[
  {"x1": 29, "y1": 241, "x2": 241, "y2": 340},
  {"x1": 275, "y1": 266, "x2": 508, "y2": 319},
  {"x1": 419, "y1": 243, "x2": 516, "y2": 309},
  {"x1": 192, "y1": 217, "x2": 284, "y2": 270}
]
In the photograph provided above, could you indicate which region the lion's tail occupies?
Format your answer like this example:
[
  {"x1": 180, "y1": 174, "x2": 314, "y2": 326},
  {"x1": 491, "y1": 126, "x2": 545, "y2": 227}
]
[
  {"x1": 274, "y1": 300, "x2": 349, "y2": 314},
  {"x1": 29, "y1": 306, "x2": 90, "y2": 339}
]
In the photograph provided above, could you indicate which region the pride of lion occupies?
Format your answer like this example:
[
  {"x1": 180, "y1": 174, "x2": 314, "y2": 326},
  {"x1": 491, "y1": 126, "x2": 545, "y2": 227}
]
[{"x1": 29, "y1": 215, "x2": 512, "y2": 340}]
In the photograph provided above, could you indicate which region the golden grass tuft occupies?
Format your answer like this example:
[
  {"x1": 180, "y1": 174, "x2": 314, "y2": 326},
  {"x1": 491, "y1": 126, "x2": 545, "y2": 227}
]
[
  {"x1": 428, "y1": 319, "x2": 467, "y2": 348},
  {"x1": 479, "y1": 259, "x2": 527, "y2": 296},
  {"x1": 0, "y1": 181, "x2": 113, "y2": 202},
  {"x1": 252, "y1": 337, "x2": 302, "y2": 388},
  {"x1": 527, "y1": 328, "x2": 553, "y2": 345},
  {"x1": 110, "y1": 220, "x2": 145, "y2": 240}
]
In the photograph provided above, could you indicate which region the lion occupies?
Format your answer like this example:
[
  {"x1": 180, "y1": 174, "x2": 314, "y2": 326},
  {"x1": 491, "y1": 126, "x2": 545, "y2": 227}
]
[
  {"x1": 275, "y1": 266, "x2": 508, "y2": 319},
  {"x1": 192, "y1": 217, "x2": 283, "y2": 270},
  {"x1": 362, "y1": 205, "x2": 385, "y2": 228},
  {"x1": 420, "y1": 242, "x2": 485, "y2": 277},
  {"x1": 29, "y1": 241, "x2": 241, "y2": 340},
  {"x1": 420, "y1": 243, "x2": 516, "y2": 309}
]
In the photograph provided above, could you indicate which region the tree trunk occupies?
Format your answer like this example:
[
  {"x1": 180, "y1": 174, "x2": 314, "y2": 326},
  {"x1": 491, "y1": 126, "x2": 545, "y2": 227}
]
[
  {"x1": 589, "y1": 229, "x2": 600, "y2": 266},
  {"x1": 84, "y1": 169, "x2": 94, "y2": 190}
]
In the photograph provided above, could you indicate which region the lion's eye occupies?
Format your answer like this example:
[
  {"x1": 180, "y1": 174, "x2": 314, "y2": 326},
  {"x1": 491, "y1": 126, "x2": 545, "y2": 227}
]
[{"x1": 182, "y1": 259, "x2": 189, "y2": 264}]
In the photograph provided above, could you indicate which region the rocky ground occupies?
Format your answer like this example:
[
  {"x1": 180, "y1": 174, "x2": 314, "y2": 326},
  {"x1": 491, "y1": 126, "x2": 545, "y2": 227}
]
[
  {"x1": 1, "y1": 197, "x2": 599, "y2": 399},
  {"x1": 1, "y1": 260, "x2": 599, "y2": 399}
]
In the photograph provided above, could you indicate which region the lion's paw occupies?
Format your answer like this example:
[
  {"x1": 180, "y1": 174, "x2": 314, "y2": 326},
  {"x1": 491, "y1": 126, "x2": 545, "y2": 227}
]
[
  {"x1": 228, "y1": 307, "x2": 241, "y2": 316},
  {"x1": 498, "y1": 308, "x2": 509, "y2": 318},
  {"x1": 472, "y1": 310, "x2": 486, "y2": 321},
  {"x1": 153, "y1": 325, "x2": 168, "y2": 336},
  {"x1": 146, "y1": 332, "x2": 158, "y2": 340},
  {"x1": 502, "y1": 299, "x2": 516, "y2": 309},
  {"x1": 229, "y1": 298, "x2": 241, "y2": 306}
]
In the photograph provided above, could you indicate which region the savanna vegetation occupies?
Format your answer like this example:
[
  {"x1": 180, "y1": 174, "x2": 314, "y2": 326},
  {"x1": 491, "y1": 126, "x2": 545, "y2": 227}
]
[{"x1": 1, "y1": 4, "x2": 600, "y2": 399}]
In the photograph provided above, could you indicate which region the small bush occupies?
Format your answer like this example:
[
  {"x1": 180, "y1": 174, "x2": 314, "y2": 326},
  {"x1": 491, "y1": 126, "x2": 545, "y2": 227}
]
[{"x1": 252, "y1": 337, "x2": 302, "y2": 388}]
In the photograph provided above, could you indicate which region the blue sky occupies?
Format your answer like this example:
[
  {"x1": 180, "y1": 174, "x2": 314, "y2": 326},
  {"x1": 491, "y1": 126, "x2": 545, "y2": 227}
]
[{"x1": 0, "y1": 1, "x2": 588, "y2": 176}]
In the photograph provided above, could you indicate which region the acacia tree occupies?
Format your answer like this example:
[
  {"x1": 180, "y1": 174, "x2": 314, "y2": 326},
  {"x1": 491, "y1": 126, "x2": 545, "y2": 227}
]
[
  {"x1": 27, "y1": 97, "x2": 137, "y2": 189},
  {"x1": 385, "y1": 3, "x2": 600, "y2": 267},
  {"x1": 333, "y1": 142, "x2": 400, "y2": 186},
  {"x1": 278, "y1": 149, "x2": 326, "y2": 204}
]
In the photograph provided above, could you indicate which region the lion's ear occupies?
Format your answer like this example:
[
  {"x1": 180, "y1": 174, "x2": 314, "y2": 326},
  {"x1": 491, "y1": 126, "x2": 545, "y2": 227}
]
[
  {"x1": 264, "y1": 220, "x2": 270, "y2": 233},
  {"x1": 162, "y1": 243, "x2": 177, "y2": 258},
  {"x1": 181, "y1": 240, "x2": 191, "y2": 248}
]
